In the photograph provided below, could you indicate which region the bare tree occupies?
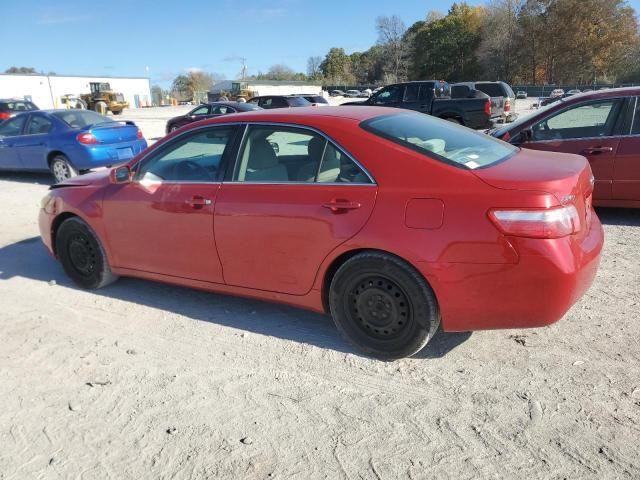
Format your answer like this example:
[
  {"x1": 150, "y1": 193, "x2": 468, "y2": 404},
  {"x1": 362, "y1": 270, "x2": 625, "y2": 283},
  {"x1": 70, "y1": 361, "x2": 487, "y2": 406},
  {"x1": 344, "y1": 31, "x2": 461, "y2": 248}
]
[
  {"x1": 376, "y1": 15, "x2": 409, "y2": 83},
  {"x1": 307, "y1": 56, "x2": 323, "y2": 79}
]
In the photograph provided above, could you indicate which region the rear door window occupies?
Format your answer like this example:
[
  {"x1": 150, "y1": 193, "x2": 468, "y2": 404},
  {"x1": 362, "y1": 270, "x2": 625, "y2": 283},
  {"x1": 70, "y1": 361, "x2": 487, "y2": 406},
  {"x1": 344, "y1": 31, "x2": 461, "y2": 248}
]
[
  {"x1": 25, "y1": 115, "x2": 53, "y2": 135},
  {"x1": 403, "y1": 85, "x2": 420, "y2": 103},
  {"x1": 532, "y1": 99, "x2": 624, "y2": 140},
  {"x1": 0, "y1": 115, "x2": 27, "y2": 137}
]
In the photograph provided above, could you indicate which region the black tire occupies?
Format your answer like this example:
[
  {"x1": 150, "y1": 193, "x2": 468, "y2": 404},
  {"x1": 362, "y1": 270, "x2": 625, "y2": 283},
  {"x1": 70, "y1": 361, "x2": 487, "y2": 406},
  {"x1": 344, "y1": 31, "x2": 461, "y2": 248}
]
[
  {"x1": 329, "y1": 252, "x2": 440, "y2": 360},
  {"x1": 50, "y1": 154, "x2": 77, "y2": 183},
  {"x1": 56, "y1": 217, "x2": 118, "y2": 289},
  {"x1": 445, "y1": 117, "x2": 463, "y2": 125},
  {"x1": 112, "y1": 110, "x2": 123, "y2": 115}
]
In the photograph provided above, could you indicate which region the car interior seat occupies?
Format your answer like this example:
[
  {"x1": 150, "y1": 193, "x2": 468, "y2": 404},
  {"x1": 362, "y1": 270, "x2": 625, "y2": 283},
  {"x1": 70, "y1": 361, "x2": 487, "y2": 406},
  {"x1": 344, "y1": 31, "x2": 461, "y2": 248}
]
[
  {"x1": 244, "y1": 138, "x2": 288, "y2": 181},
  {"x1": 298, "y1": 136, "x2": 341, "y2": 183}
]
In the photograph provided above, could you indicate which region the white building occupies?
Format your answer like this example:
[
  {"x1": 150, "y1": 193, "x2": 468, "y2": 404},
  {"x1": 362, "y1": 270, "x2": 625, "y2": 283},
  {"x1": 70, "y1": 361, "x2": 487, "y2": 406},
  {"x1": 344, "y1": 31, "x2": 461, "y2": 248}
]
[
  {"x1": 209, "y1": 80, "x2": 323, "y2": 99},
  {"x1": 0, "y1": 74, "x2": 152, "y2": 109}
]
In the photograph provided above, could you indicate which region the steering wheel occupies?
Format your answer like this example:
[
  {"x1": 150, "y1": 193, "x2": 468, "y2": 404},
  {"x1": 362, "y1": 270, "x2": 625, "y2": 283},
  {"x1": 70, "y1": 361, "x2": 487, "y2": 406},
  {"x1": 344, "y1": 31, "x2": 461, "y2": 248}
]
[{"x1": 172, "y1": 160, "x2": 210, "y2": 181}]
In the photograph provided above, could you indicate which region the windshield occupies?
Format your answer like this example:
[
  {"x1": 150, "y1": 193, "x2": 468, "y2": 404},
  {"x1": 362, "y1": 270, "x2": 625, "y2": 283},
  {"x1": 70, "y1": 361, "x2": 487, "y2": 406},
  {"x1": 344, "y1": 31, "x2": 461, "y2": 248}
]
[
  {"x1": 361, "y1": 112, "x2": 517, "y2": 169},
  {"x1": 53, "y1": 110, "x2": 114, "y2": 128}
]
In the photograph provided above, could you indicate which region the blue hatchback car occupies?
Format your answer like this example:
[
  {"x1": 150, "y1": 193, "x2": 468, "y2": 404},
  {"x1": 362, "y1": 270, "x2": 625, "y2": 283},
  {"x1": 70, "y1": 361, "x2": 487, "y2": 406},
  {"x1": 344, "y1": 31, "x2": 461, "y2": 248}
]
[{"x1": 0, "y1": 109, "x2": 147, "y2": 183}]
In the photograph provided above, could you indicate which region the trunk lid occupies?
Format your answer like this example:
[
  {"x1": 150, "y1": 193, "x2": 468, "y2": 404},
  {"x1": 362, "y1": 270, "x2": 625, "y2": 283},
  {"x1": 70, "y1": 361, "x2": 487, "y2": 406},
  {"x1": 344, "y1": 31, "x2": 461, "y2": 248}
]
[
  {"x1": 86, "y1": 121, "x2": 139, "y2": 144},
  {"x1": 473, "y1": 148, "x2": 595, "y2": 231}
]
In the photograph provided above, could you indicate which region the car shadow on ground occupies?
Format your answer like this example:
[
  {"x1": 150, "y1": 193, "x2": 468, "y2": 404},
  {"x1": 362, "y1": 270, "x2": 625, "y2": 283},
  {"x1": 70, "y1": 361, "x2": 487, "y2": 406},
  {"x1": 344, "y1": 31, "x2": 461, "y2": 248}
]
[
  {"x1": 0, "y1": 237, "x2": 471, "y2": 360},
  {"x1": 596, "y1": 207, "x2": 640, "y2": 227},
  {"x1": 0, "y1": 171, "x2": 54, "y2": 186}
]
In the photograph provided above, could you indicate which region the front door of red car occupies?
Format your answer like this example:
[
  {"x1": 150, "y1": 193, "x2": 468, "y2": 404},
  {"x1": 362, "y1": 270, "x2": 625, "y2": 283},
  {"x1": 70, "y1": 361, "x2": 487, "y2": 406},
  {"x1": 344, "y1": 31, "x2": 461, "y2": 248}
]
[
  {"x1": 214, "y1": 124, "x2": 377, "y2": 295},
  {"x1": 612, "y1": 97, "x2": 640, "y2": 201},
  {"x1": 102, "y1": 126, "x2": 238, "y2": 283},
  {"x1": 521, "y1": 97, "x2": 626, "y2": 201}
]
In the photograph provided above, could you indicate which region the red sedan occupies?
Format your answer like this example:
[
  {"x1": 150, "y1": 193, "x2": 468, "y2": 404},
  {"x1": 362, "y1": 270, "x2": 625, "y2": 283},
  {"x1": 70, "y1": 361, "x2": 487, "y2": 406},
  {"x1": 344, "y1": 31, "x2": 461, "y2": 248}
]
[
  {"x1": 491, "y1": 87, "x2": 640, "y2": 208},
  {"x1": 38, "y1": 107, "x2": 604, "y2": 359}
]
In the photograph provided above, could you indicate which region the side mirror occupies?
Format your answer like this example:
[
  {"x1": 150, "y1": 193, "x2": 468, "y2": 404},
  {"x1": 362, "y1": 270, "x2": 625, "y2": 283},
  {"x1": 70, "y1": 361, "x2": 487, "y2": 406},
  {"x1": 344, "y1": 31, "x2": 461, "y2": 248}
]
[
  {"x1": 512, "y1": 128, "x2": 532, "y2": 145},
  {"x1": 110, "y1": 165, "x2": 132, "y2": 184}
]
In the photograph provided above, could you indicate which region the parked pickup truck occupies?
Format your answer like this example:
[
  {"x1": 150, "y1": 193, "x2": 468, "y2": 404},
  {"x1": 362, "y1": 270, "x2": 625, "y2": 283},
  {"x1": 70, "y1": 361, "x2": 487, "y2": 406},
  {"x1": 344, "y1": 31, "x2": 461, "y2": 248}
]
[
  {"x1": 451, "y1": 81, "x2": 517, "y2": 123},
  {"x1": 341, "y1": 80, "x2": 495, "y2": 129}
]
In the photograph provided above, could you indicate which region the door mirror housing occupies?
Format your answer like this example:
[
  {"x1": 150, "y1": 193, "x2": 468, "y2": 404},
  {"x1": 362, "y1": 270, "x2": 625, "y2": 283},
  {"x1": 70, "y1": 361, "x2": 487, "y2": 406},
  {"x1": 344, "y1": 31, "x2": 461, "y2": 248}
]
[
  {"x1": 110, "y1": 165, "x2": 132, "y2": 184},
  {"x1": 511, "y1": 128, "x2": 532, "y2": 145}
]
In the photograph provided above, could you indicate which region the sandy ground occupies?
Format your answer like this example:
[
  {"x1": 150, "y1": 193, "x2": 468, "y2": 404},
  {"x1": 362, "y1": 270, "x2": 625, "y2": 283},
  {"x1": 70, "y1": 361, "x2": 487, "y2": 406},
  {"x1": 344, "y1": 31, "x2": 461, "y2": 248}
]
[{"x1": 1, "y1": 102, "x2": 639, "y2": 479}]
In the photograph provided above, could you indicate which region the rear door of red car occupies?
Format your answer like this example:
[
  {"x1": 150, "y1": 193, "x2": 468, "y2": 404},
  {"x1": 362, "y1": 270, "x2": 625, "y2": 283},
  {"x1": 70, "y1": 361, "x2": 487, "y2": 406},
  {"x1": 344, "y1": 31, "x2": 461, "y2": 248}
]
[
  {"x1": 521, "y1": 97, "x2": 626, "y2": 201},
  {"x1": 214, "y1": 124, "x2": 377, "y2": 295},
  {"x1": 612, "y1": 96, "x2": 640, "y2": 201},
  {"x1": 102, "y1": 125, "x2": 239, "y2": 283}
]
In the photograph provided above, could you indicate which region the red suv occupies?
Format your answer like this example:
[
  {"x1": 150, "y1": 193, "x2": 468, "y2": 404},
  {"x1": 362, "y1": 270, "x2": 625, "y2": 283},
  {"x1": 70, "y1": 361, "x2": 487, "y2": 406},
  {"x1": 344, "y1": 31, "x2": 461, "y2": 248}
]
[{"x1": 491, "y1": 87, "x2": 640, "y2": 208}]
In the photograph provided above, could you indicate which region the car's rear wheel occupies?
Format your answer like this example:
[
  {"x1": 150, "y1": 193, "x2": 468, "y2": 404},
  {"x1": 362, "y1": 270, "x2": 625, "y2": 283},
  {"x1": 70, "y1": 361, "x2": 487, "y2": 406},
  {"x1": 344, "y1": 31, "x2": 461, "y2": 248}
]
[
  {"x1": 56, "y1": 217, "x2": 118, "y2": 289},
  {"x1": 445, "y1": 117, "x2": 463, "y2": 125},
  {"x1": 50, "y1": 154, "x2": 77, "y2": 183},
  {"x1": 329, "y1": 252, "x2": 440, "y2": 360}
]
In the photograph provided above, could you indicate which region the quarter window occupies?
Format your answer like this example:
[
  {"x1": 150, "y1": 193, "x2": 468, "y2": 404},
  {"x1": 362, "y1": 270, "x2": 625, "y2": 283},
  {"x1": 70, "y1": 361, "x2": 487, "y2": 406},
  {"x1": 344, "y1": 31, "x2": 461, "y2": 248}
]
[
  {"x1": 136, "y1": 127, "x2": 235, "y2": 182},
  {"x1": 0, "y1": 115, "x2": 27, "y2": 137},
  {"x1": 25, "y1": 116, "x2": 53, "y2": 135},
  {"x1": 532, "y1": 99, "x2": 624, "y2": 140},
  {"x1": 233, "y1": 125, "x2": 372, "y2": 184},
  {"x1": 632, "y1": 98, "x2": 640, "y2": 135}
]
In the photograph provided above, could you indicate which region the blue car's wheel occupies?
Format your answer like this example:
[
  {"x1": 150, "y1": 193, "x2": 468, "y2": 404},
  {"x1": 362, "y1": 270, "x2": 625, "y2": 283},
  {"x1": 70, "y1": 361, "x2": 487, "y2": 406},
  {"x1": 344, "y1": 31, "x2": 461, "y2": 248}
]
[{"x1": 50, "y1": 154, "x2": 77, "y2": 184}]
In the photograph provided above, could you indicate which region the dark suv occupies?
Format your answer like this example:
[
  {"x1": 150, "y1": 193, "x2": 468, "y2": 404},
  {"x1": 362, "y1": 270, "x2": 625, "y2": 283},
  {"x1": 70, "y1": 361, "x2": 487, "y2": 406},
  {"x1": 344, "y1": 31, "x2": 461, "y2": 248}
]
[
  {"x1": 452, "y1": 81, "x2": 517, "y2": 123},
  {"x1": 247, "y1": 95, "x2": 311, "y2": 109},
  {"x1": 0, "y1": 99, "x2": 39, "y2": 121}
]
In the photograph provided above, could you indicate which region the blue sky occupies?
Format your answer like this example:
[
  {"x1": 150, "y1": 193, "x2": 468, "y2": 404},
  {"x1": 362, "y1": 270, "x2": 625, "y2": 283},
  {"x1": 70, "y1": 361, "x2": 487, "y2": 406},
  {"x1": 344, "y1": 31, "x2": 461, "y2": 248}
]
[{"x1": 2, "y1": 0, "x2": 639, "y2": 87}]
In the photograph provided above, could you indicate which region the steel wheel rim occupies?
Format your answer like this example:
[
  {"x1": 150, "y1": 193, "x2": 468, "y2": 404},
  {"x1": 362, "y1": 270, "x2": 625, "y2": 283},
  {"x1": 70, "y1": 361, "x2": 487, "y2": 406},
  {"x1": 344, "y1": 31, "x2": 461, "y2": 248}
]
[
  {"x1": 67, "y1": 234, "x2": 97, "y2": 276},
  {"x1": 53, "y1": 160, "x2": 70, "y2": 182},
  {"x1": 346, "y1": 275, "x2": 412, "y2": 340}
]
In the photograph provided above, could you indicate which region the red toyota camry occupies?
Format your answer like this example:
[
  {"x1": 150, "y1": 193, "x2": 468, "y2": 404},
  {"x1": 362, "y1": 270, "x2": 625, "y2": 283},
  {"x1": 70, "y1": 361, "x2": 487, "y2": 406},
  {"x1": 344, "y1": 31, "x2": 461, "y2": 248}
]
[{"x1": 38, "y1": 107, "x2": 604, "y2": 359}]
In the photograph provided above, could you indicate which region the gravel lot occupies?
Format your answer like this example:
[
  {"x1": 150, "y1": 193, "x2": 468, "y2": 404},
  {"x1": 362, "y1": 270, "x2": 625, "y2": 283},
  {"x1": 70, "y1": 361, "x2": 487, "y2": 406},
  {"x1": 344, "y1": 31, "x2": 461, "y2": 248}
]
[{"x1": 1, "y1": 102, "x2": 639, "y2": 479}]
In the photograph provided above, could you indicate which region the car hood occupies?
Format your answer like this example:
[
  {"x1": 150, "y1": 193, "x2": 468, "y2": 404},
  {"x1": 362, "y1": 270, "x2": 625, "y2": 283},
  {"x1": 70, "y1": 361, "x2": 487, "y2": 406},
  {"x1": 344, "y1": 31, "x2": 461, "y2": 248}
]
[{"x1": 50, "y1": 169, "x2": 111, "y2": 189}]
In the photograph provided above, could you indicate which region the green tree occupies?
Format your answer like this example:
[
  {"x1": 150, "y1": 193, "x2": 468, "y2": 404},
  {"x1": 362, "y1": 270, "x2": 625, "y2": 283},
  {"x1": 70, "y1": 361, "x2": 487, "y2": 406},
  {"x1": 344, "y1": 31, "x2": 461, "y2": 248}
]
[{"x1": 321, "y1": 48, "x2": 355, "y2": 84}]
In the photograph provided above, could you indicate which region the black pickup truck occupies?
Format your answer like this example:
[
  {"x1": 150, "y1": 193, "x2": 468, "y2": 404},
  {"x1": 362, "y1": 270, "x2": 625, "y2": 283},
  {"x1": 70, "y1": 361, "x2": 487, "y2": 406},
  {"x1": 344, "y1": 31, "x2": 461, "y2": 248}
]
[{"x1": 341, "y1": 80, "x2": 494, "y2": 129}]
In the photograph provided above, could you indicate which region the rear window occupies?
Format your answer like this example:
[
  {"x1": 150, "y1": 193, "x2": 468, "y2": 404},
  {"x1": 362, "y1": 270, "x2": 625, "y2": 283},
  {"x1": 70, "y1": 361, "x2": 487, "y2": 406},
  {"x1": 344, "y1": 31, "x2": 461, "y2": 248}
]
[
  {"x1": 1, "y1": 101, "x2": 37, "y2": 112},
  {"x1": 475, "y1": 83, "x2": 504, "y2": 98},
  {"x1": 53, "y1": 110, "x2": 114, "y2": 128},
  {"x1": 361, "y1": 112, "x2": 517, "y2": 169},
  {"x1": 287, "y1": 97, "x2": 311, "y2": 107}
]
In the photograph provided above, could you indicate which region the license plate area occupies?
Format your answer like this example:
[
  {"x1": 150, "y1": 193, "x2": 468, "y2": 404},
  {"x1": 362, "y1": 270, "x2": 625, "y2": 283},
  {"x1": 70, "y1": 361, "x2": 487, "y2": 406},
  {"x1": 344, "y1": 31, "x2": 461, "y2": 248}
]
[{"x1": 117, "y1": 147, "x2": 133, "y2": 160}]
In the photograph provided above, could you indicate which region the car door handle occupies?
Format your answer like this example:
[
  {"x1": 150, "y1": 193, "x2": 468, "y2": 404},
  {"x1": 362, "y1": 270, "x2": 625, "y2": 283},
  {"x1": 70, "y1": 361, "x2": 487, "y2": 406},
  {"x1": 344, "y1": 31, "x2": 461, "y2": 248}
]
[
  {"x1": 582, "y1": 146, "x2": 613, "y2": 155},
  {"x1": 322, "y1": 200, "x2": 361, "y2": 213},
  {"x1": 185, "y1": 196, "x2": 212, "y2": 209}
]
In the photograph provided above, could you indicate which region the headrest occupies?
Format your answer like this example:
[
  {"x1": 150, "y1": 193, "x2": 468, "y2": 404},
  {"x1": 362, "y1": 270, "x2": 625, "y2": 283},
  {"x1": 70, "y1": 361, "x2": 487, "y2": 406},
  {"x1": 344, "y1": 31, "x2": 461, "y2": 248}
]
[{"x1": 248, "y1": 139, "x2": 278, "y2": 169}]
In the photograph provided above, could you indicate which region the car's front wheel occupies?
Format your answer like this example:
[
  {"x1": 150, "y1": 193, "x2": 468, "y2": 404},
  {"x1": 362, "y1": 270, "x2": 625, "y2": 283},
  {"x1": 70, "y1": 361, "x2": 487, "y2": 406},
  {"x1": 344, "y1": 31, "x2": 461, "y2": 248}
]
[
  {"x1": 329, "y1": 252, "x2": 440, "y2": 360},
  {"x1": 56, "y1": 217, "x2": 118, "y2": 289},
  {"x1": 50, "y1": 154, "x2": 77, "y2": 183}
]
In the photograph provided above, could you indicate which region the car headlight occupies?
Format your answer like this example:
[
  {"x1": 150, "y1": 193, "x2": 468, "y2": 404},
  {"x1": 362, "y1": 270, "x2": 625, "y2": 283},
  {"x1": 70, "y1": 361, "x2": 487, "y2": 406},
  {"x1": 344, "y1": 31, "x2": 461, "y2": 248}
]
[{"x1": 40, "y1": 194, "x2": 56, "y2": 214}]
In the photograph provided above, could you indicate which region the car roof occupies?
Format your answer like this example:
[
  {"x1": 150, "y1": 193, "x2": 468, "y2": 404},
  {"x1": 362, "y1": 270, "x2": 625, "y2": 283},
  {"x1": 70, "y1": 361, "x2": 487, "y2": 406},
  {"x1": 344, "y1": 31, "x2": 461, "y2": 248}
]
[{"x1": 192, "y1": 105, "x2": 401, "y2": 125}]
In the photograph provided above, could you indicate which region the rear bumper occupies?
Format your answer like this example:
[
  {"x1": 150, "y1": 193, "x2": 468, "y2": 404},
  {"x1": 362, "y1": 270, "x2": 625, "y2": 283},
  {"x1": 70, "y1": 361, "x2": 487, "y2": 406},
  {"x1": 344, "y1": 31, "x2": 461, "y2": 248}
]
[
  {"x1": 420, "y1": 213, "x2": 604, "y2": 332},
  {"x1": 66, "y1": 139, "x2": 147, "y2": 170}
]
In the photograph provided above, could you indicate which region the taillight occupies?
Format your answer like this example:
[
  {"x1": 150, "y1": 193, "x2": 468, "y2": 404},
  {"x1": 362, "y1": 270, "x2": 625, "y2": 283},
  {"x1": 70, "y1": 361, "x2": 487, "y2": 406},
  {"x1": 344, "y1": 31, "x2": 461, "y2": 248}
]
[
  {"x1": 0, "y1": 111, "x2": 10, "y2": 121},
  {"x1": 504, "y1": 98, "x2": 511, "y2": 113},
  {"x1": 136, "y1": 129, "x2": 144, "y2": 140},
  {"x1": 484, "y1": 98, "x2": 491, "y2": 116},
  {"x1": 77, "y1": 132, "x2": 98, "y2": 144},
  {"x1": 488, "y1": 205, "x2": 581, "y2": 239}
]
